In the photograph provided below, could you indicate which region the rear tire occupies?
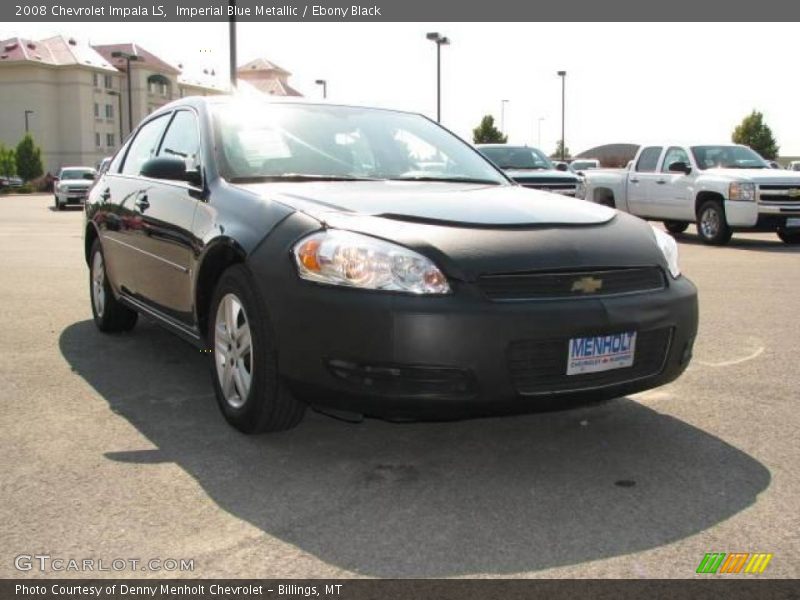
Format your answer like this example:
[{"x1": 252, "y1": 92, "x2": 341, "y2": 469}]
[
  {"x1": 208, "y1": 264, "x2": 305, "y2": 433},
  {"x1": 89, "y1": 239, "x2": 138, "y2": 332},
  {"x1": 664, "y1": 220, "x2": 689, "y2": 234},
  {"x1": 777, "y1": 229, "x2": 800, "y2": 244},
  {"x1": 696, "y1": 200, "x2": 732, "y2": 245}
]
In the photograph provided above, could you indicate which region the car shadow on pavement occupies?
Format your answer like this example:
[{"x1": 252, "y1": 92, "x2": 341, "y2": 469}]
[
  {"x1": 673, "y1": 230, "x2": 800, "y2": 253},
  {"x1": 60, "y1": 318, "x2": 770, "y2": 577}
]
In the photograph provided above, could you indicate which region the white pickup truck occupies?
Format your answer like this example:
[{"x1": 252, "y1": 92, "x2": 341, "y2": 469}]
[{"x1": 579, "y1": 144, "x2": 800, "y2": 245}]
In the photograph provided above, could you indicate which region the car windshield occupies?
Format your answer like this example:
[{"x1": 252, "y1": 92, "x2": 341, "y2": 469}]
[
  {"x1": 691, "y1": 146, "x2": 768, "y2": 170},
  {"x1": 212, "y1": 102, "x2": 507, "y2": 185},
  {"x1": 60, "y1": 168, "x2": 95, "y2": 180},
  {"x1": 478, "y1": 146, "x2": 554, "y2": 170}
]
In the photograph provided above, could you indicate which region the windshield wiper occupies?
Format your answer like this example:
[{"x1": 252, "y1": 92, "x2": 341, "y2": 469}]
[
  {"x1": 229, "y1": 174, "x2": 382, "y2": 183},
  {"x1": 388, "y1": 176, "x2": 502, "y2": 185}
]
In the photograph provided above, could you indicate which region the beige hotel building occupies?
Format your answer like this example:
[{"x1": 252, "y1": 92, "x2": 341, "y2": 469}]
[{"x1": 0, "y1": 35, "x2": 301, "y2": 174}]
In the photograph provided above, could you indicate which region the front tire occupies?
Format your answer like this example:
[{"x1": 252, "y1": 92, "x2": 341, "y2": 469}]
[
  {"x1": 208, "y1": 265, "x2": 305, "y2": 433},
  {"x1": 777, "y1": 229, "x2": 800, "y2": 244},
  {"x1": 696, "y1": 200, "x2": 732, "y2": 245},
  {"x1": 89, "y1": 239, "x2": 138, "y2": 332},
  {"x1": 664, "y1": 220, "x2": 689, "y2": 234},
  {"x1": 55, "y1": 196, "x2": 63, "y2": 210}
]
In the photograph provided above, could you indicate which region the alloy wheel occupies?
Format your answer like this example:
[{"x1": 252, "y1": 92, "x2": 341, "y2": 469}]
[
  {"x1": 214, "y1": 293, "x2": 253, "y2": 409},
  {"x1": 700, "y1": 207, "x2": 720, "y2": 239},
  {"x1": 91, "y1": 251, "x2": 105, "y2": 317}
]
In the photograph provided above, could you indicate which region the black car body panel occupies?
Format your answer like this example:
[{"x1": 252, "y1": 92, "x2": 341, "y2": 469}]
[{"x1": 84, "y1": 96, "x2": 698, "y2": 421}]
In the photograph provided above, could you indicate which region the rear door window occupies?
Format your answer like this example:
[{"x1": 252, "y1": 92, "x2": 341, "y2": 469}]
[{"x1": 635, "y1": 147, "x2": 663, "y2": 172}]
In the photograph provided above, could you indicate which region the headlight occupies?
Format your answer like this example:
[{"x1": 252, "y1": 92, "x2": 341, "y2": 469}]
[
  {"x1": 650, "y1": 225, "x2": 681, "y2": 279},
  {"x1": 293, "y1": 230, "x2": 450, "y2": 294},
  {"x1": 574, "y1": 178, "x2": 586, "y2": 199},
  {"x1": 729, "y1": 182, "x2": 755, "y2": 201}
]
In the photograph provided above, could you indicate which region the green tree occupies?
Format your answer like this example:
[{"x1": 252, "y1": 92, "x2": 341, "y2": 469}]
[
  {"x1": 472, "y1": 115, "x2": 507, "y2": 144},
  {"x1": 0, "y1": 144, "x2": 16, "y2": 177},
  {"x1": 550, "y1": 140, "x2": 571, "y2": 160},
  {"x1": 731, "y1": 110, "x2": 779, "y2": 160},
  {"x1": 15, "y1": 134, "x2": 43, "y2": 182}
]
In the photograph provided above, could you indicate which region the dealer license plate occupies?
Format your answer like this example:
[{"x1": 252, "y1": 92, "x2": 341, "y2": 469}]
[
  {"x1": 786, "y1": 218, "x2": 800, "y2": 228},
  {"x1": 567, "y1": 332, "x2": 637, "y2": 375}
]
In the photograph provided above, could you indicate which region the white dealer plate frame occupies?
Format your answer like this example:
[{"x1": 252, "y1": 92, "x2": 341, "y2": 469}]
[{"x1": 567, "y1": 332, "x2": 637, "y2": 376}]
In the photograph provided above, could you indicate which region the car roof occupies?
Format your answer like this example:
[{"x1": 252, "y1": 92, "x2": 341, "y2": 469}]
[{"x1": 60, "y1": 166, "x2": 95, "y2": 170}]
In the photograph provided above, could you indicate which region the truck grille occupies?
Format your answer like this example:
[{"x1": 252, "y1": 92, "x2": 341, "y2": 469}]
[
  {"x1": 511, "y1": 176, "x2": 578, "y2": 196},
  {"x1": 508, "y1": 327, "x2": 672, "y2": 395},
  {"x1": 758, "y1": 184, "x2": 800, "y2": 204},
  {"x1": 478, "y1": 267, "x2": 666, "y2": 301}
]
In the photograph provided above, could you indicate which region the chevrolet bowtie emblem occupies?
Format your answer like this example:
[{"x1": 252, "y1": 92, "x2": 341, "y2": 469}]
[
  {"x1": 788, "y1": 188, "x2": 800, "y2": 198},
  {"x1": 571, "y1": 276, "x2": 604, "y2": 294}
]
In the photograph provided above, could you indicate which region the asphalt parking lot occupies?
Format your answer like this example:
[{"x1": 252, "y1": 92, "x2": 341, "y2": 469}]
[{"x1": 1, "y1": 193, "x2": 798, "y2": 579}]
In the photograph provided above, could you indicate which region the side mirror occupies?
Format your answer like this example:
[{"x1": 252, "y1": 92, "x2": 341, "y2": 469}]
[
  {"x1": 668, "y1": 161, "x2": 691, "y2": 174},
  {"x1": 140, "y1": 156, "x2": 189, "y2": 182},
  {"x1": 555, "y1": 162, "x2": 568, "y2": 172}
]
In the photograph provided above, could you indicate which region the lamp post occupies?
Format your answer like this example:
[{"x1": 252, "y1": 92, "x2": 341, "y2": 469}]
[
  {"x1": 229, "y1": 0, "x2": 237, "y2": 89},
  {"x1": 111, "y1": 50, "x2": 142, "y2": 136},
  {"x1": 106, "y1": 90, "x2": 123, "y2": 146},
  {"x1": 24, "y1": 110, "x2": 34, "y2": 133},
  {"x1": 557, "y1": 70, "x2": 566, "y2": 160},
  {"x1": 500, "y1": 99, "x2": 509, "y2": 135},
  {"x1": 315, "y1": 79, "x2": 327, "y2": 99},
  {"x1": 537, "y1": 117, "x2": 545, "y2": 148},
  {"x1": 425, "y1": 32, "x2": 450, "y2": 123}
]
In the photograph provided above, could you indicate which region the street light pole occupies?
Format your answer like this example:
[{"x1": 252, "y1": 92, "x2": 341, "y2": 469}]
[
  {"x1": 537, "y1": 117, "x2": 545, "y2": 148},
  {"x1": 500, "y1": 99, "x2": 509, "y2": 135},
  {"x1": 315, "y1": 79, "x2": 327, "y2": 99},
  {"x1": 229, "y1": 0, "x2": 238, "y2": 90},
  {"x1": 24, "y1": 110, "x2": 34, "y2": 134},
  {"x1": 107, "y1": 90, "x2": 123, "y2": 146},
  {"x1": 426, "y1": 32, "x2": 450, "y2": 123},
  {"x1": 111, "y1": 50, "x2": 142, "y2": 136},
  {"x1": 557, "y1": 70, "x2": 566, "y2": 161}
]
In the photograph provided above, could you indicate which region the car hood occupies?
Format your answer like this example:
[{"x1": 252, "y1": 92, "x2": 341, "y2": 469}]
[
  {"x1": 238, "y1": 181, "x2": 668, "y2": 279},
  {"x1": 60, "y1": 179, "x2": 93, "y2": 187},
  {"x1": 238, "y1": 180, "x2": 611, "y2": 227},
  {"x1": 705, "y1": 168, "x2": 800, "y2": 184}
]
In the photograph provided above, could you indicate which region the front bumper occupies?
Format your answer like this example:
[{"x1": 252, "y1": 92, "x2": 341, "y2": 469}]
[
  {"x1": 267, "y1": 273, "x2": 698, "y2": 419},
  {"x1": 57, "y1": 191, "x2": 89, "y2": 204}
]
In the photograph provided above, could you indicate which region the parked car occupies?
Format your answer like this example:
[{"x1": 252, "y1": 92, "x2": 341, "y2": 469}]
[
  {"x1": 476, "y1": 145, "x2": 583, "y2": 197},
  {"x1": 788, "y1": 161, "x2": 800, "y2": 172},
  {"x1": 84, "y1": 96, "x2": 698, "y2": 433},
  {"x1": 54, "y1": 166, "x2": 96, "y2": 209},
  {"x1": 570, "y1": 158, "x2": 601, "y2": 172},
  {"x1": 0, "y1": 175, "x2": 23, "y2": 190},
  {"x1": 579, "y1": 144, "x2": 800, "y2": 245}
]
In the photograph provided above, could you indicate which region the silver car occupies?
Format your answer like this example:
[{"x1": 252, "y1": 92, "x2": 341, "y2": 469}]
[{"x1": 54, "y1": 166, "x2": 96, "y2": 210}]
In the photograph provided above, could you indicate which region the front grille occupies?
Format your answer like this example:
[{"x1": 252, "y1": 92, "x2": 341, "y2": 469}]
[
  {"x1": 758, "y1": 184, "x2": 800, "y2": 203},
  {"x1": 508, "y1": 328, "x2": 672, "y2": 395},
  {"x1": 478, "y1": 267, "x2": 666, "y2": 301}
]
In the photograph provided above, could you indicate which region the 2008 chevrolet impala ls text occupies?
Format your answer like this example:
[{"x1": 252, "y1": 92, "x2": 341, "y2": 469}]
[{"x1": 83, "y1": 96, "x2": 698, "y2": 433}]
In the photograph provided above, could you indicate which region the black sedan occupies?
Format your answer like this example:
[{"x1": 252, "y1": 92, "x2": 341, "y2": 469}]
[{"x1": 84, "y1": 96, "x2": 698, "y2": 433}]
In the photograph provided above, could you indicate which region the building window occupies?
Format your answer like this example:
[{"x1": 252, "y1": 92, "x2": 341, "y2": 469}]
[
  {"x1": 93, "y1": 73, "x2": 99, "y2": 87},
  {"x1": 95, "y1": 133, "x2": 101, "y2": 147},
  {"x1": 93, "y1": 103, "x2": 99, "y2": 118},
  {"x1": 106, "y1": 133, "x2": 115, "y2": 147},
  {"x1": 104, "y1": 74, "x2": 113, "y2": 89},
  {"x1": 105, "y1": 104, "x2": 114, "y2": 119}
]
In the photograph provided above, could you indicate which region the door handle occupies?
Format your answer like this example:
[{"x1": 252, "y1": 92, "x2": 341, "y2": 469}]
[
  {"x1": 630, "y1": 178, "x2": 640, "y2": 183},
  {"x1": 656, "y1": 179, "x2": 667, "y2": 184},
  {"x1": 135, "y1": 195, "x2": 150, "y2": 211},
  {"x1": 101, "y1": 188, "x2": 111, "y2": 201}
]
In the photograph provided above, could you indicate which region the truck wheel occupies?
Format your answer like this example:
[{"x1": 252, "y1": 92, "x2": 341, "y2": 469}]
[
  {"x1": 208, "y1": 264, "x2": 305, "y2": 433},
  {"x1": 664, "y1": 221, "x2": 689, "y2": 234},
  {"x1": 777, "y1": 229, "x2": 800, "y2": 244},
  {"x1": 696, "y1": 200, "x2": 732, "y2": 245}
]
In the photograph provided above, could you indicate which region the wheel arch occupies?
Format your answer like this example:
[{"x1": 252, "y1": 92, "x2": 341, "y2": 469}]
[
  {"x1": 695, "y1": 190, "x2": 726, "y2": 217},
  {"x1": 593, "y1": 187, "x2": 616, "y2": 208},
  {"x1": 84, "y1": 221, "x2": 100, "y2": 266},
  {"x1": 194, "y1": 239, "x2": 248, "y2": 340}
]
